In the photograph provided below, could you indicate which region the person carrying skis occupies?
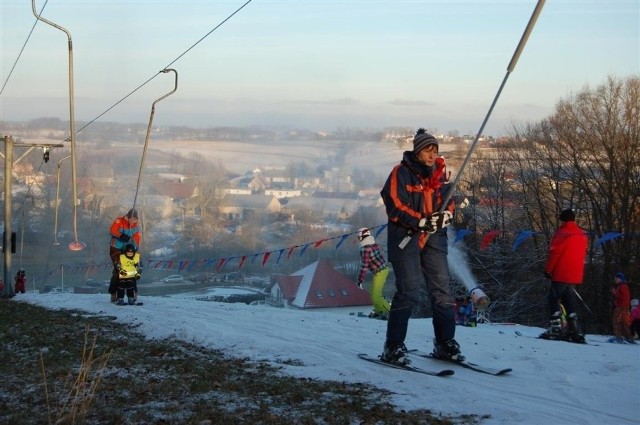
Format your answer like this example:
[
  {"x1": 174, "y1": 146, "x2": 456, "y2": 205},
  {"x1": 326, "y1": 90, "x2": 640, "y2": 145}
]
[
  {"x1": 108, "y1": 209, "x2": 141, "y2": 302},
  {"x1": 541, "y1": 209, "x2": 588, "y2": 343},
  {"x1": 356, "y1": 227, "x2": 391, "y2": 319},
  {"x1": 379, "y1": 128, "x2": 459, "y2": 366},
  {"x1": 14, "y1": 268, "x2": 26, "y2": 294},
  {"x1": 114, "y1": 244, "x2": 142, "y2": 305},
  {"x1": 609, "y1": 272, "x2": 634, "y2": 343}
]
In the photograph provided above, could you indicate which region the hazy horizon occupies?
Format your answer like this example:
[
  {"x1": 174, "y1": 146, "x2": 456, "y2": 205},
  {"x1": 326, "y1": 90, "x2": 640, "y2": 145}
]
[{"x1": 1, "y1": 1, "x2": 638, "y2": 136}]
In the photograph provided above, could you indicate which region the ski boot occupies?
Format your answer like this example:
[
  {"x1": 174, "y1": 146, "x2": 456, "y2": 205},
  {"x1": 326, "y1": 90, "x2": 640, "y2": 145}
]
[
  {"x1": 116, "y1": 298, "x2": 126, "y2": 306},
  {"x1": 540, "y1": 311, "x2": 563, "y2": 340},
  {"x1": 566, "y1": 313, "x2": 586, "y2": 343},
  {"x1": 380, "y1": 341, "x2": 411, "y2": 366},
  {"x1": 433, "y1": 339, "x2": 465, "y2": 362},
  {"x1": 368, "y1": 311, "x2": 388, "y2": 321}
]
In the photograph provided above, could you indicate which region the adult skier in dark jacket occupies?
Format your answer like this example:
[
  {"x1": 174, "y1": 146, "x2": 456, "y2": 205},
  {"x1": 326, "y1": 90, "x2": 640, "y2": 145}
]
[{"x1": 379, "y1": 128, "x2": 460, "y2": 365}]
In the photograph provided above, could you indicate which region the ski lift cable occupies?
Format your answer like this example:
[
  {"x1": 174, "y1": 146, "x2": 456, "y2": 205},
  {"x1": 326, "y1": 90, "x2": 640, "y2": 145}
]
[
  {"x1": 74, "y1": 0, "x2": 254, "y2": 136},
  {"x1": 0, "y1": 0, "x2": 49, "y2": 97}
]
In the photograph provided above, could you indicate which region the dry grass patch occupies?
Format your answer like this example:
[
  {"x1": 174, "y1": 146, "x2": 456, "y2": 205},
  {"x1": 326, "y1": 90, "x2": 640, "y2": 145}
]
[{"x1": 0, "y1": 299, "x2": 485, "y2": 424}]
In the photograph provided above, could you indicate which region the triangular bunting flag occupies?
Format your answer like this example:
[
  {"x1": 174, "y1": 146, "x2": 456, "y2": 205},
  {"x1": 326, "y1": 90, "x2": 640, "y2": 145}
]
[
  {"x1": 454, "y1": 229, "x2": 473, "y2": 244},
  {"x1": 335, "y1": 234, "x2": 349, "y2": 249},
  {"x1": 595, "y1": 232, "x2": 622, "y2": 246},
  {"x1": 215, "y1": 258, "x2": 226, "y2": 272},
  {"x1": 480, "y1": 230, "x2": 500, "y2": 250},
  {"x1": 512, "y1": 231, "x2": 535, "y2": 251},
  {"x1": 276, "y1": 249, "x2": 285, "y2": 264},
  {"x1": 374, "y1": 224, "x2": 387, "y2": 238},
  {"x1": 314, "y1": 239, "x2": 327, "y2": 248}
]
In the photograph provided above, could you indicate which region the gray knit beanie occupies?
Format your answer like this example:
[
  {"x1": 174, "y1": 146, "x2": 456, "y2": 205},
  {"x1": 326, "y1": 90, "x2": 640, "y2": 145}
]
[{"x1": 413, "y1": 128, "x2": 438, "y2": 153}]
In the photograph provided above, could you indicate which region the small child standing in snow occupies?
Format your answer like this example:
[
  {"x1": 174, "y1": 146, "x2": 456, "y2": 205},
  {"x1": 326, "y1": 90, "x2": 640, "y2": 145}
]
[
  {"x1": 114, "y1": 244, "x2": 142, "y2": 305},
  {"x1": 14, "y1": 268, "x2": 26, "y2": 294},
  {"x1": 610, "y1": 272, "x2": 634, "y2": 343}
]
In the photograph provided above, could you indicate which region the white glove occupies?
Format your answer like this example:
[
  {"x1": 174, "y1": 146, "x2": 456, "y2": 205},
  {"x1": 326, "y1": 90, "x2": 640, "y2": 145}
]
[{"x1": 426, "y1": 211, "x2": 453, "y2": 234}]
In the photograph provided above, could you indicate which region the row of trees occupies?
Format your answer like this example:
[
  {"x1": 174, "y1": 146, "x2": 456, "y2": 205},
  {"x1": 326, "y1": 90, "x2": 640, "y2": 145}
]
[
  {"x1": 445, "y1": 75, "x2": 639, "y2": 333},
  {"x1": 7, "y1": 75, "x2": 637, "y2": 336}
]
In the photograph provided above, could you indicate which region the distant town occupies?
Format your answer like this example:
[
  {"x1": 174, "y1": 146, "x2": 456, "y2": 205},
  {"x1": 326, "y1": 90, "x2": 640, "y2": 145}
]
[{"x1": 1, "y1": 117, "x2": 498, "y2": 288}]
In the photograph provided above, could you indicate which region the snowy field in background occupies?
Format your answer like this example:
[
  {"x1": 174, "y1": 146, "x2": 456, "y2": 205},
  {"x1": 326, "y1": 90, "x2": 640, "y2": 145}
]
[
  {"x1": 150, "y1": 139, "x2": 458, "y2": 178},
  {"x1": 15, "y1": 292, "x2": 639, "y2": 425}
]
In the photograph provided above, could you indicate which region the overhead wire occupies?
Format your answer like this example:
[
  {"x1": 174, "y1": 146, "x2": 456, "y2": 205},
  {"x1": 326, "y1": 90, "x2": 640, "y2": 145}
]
[
  {"x1": 4, "y1": 0, "x2": 254, "y2": 256},
  {"x1": 69, "y1": 0, "x2": 253, "y2": 254},
  {"x1": 4, "y1": 0, "x2": 254, "y2": 139},
  {"x1": 75, "y1": 0, "x2": 254, "y2": 135},
  {"x1": 0, "y1": 0, "x2": 49, "y2": 97}
]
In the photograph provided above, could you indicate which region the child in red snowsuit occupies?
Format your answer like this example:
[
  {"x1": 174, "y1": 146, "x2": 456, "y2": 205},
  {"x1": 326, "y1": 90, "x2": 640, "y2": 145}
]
[
  {"x1": 610, "y1": 272, "x2": 634, "y2": 343},
  {"x1": 630, "y1": 299, "x2": 640, "y2": 340},
  {"x1": 14, "y1": 269, "x2": 27, "y2": 294}
]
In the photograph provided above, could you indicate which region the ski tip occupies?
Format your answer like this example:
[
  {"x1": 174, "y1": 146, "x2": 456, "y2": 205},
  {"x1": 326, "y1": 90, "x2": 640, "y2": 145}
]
[{"x1": 438, "y1": 369, "x2": 456, "y2": 376}]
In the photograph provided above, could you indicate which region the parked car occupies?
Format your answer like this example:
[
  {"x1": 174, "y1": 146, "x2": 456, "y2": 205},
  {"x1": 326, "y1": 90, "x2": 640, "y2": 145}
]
[
  {"x1": 85, "y1": 280, "x2": 109, "y2": 290},
  {"x1": 188, "y1": 273, "x2": 210, "y2": 283},
  {"x1": 161, "y1": 275, "x2": 184, "y2": 283}
]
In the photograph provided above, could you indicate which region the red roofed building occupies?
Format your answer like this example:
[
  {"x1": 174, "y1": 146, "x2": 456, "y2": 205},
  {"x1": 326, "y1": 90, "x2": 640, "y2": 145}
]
[{"x1": 268, "y1": 260, "x2": 372, "y2": 310}]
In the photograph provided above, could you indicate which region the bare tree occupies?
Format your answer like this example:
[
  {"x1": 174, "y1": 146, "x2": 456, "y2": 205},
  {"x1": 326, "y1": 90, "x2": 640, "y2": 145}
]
[{"x1": 454, "y1": 75, "x2": 639, "y2": 332}]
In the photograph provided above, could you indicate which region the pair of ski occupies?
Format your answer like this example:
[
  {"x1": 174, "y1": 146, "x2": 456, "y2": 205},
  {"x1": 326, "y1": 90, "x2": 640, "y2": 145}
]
[
  {"x1": 513, "y1": 330, "x2": 596, "y2": 345},
  {"x1": 358, "y1": 349, "x2": 512, "y2": 377}
]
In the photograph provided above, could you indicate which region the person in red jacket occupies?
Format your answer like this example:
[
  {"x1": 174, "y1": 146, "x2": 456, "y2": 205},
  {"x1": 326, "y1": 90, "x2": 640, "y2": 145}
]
[
  {"x1": 609, "y1": 272, "x2": 634, "y2": 343},
  {"x1": 541, "y1": 208, "x2": 588, "y2": 343},
  {"x1": 14, "y1": 268, "x2": 26, "y2": 294},
  {"x1": 108, "y1": 209, "x2": 142, "y2": 302}
]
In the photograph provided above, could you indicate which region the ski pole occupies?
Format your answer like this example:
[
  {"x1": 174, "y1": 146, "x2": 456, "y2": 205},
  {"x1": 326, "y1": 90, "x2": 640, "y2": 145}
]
[{"x1": 573, "y1": 288, "x2": 594, "y2": 316}]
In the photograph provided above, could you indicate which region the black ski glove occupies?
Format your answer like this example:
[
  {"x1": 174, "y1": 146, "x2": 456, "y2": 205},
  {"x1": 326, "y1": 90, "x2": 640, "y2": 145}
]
[{"x1": 419, "y1": 211, "x2": 453, "y2": 234}]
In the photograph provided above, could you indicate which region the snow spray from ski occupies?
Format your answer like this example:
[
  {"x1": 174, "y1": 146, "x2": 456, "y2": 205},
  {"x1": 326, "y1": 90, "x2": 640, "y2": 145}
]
[{"x1": 447, "y1": 235, "x2": 490, "y2": 310}]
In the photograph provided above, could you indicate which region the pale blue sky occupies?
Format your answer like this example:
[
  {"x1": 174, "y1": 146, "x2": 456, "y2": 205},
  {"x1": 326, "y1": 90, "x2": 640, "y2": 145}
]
[{"x1": 1, "y1": 0, "x2": 638, "y2": 135}]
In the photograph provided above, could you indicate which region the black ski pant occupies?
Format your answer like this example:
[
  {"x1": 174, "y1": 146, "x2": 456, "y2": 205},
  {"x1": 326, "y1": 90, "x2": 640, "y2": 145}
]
[{"x1": 386, "y1": 243, "x2": 455, "y2": 346}]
